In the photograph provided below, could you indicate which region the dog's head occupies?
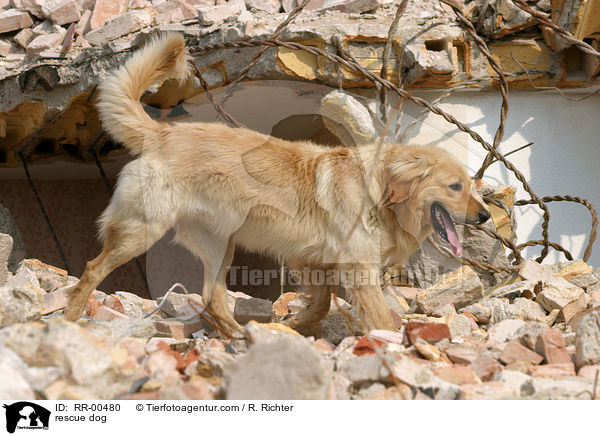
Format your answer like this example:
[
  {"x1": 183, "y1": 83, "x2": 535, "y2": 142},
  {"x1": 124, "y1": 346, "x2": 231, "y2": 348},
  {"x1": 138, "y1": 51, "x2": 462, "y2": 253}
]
[{"x1": 385, "y1": 145, "x2": 490, "y2": 256}]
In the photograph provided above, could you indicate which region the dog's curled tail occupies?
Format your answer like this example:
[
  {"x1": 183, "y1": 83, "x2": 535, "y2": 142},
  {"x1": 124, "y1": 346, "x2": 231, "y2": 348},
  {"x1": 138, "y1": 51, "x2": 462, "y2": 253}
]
[{"x1": 97, "y1": 33, "x2": 189, "y2": 155}]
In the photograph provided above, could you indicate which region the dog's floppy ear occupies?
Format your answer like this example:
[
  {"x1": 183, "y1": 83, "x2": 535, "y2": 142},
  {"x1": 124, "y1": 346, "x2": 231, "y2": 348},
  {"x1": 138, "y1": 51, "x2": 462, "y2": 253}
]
[{"x1": 386, "y1": 154, "x2": 433, "y2": 204}]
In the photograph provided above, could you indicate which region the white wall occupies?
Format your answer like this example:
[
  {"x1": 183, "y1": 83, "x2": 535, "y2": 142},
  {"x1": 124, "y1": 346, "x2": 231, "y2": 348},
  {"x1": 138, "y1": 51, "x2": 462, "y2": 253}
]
[
  {"x1": 204, "y1": 82, "x2": 600, "y2": 267},
  {"x1": 399, "y1": 90, "x2": 600, "y2": 267}
]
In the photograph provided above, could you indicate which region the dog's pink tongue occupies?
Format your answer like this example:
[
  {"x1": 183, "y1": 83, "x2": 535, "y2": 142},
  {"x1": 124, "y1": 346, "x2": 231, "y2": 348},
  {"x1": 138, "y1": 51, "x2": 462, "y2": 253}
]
[{"x1": 440, "y1": 211, "x2": 462, "y2": 256}]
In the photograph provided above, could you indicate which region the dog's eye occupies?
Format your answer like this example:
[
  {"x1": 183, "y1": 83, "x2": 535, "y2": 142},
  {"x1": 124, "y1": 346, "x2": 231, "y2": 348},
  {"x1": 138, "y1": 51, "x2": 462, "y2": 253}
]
[{"x1": 449, "y1": 183, "x2": 462, "y2": 191}]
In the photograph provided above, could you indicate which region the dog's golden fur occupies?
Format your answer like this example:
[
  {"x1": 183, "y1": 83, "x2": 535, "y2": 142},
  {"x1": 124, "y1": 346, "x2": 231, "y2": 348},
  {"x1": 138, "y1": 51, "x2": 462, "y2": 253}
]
[{"x1": 63, "y1": 34, "x2": 489, "y2": 335}]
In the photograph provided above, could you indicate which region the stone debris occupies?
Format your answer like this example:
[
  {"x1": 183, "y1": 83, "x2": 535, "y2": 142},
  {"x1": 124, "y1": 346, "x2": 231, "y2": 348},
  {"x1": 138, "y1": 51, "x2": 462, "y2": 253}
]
[
  {"x1": 0, "y1": 239, "x2": 599, "y2": 399},
  {"x1": 416, "y1": 265, "x2": 484, "y2": 314},
  {"x1": 499, "y1": 340, "x2": 544, "y2": 365},
  {"x1": 320, "y1": 90, "x2": 377, "y2": 146},
  {"x1": 196, "y1": 0, "x2": 246, "y2": 25},
  {"x1": 85, "y1": 10, "x2": 152, "y2": 46},
  {"x1": 575, "y1": 310, "x2": 600, "y2": 367},
  {"x1": 536, "y1": 282, "x2": 586, "y2": 324},
  {"x1": 0, "y1": 9, "x2": 33, "y2": 34},
  {"x1": 535, "y1": 327, "x2": 571, "y2": 364},
  {"x1": 233, "y1": 297, "x2": 273, "y2": 324},
  {"x1": 225, "y1": 337, "x2": 331, "y2": 399}
]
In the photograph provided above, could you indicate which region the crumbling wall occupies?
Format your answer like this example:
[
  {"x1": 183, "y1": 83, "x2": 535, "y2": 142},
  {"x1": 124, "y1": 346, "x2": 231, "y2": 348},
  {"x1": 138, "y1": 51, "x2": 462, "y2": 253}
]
[{"x1": 1, "y1": 0, "x2": 598, "y2": 166}]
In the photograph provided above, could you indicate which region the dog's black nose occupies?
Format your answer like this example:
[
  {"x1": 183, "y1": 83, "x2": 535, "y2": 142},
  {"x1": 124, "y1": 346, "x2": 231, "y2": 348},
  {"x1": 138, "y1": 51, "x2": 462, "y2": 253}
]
[{"x1": 478, "y1": 210, "x2": 490, "y2": 224}]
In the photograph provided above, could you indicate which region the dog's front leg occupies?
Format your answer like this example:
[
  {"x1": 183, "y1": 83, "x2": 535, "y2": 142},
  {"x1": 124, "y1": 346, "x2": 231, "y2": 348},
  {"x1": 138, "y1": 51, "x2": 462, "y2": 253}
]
[{"x1": 345, "y1": 266, "x2": 395, "y2": 331}]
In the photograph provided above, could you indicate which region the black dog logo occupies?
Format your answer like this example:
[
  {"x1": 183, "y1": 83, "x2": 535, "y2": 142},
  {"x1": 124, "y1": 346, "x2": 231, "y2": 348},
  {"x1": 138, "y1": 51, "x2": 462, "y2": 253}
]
[{"x1": 3, "y1": 402, "x2": 50, "y2": 433}]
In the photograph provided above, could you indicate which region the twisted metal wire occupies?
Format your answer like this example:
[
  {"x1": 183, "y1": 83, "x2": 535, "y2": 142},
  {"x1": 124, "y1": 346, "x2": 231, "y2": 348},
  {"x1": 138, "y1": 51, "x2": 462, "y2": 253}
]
[
  {"x1": 440, "y1": 0, "x2": 510, "y2": 181},
  {"x1": 515, "y1": 195, "x2": 598, "y2": 262},
  {"x1": 189, "y1": 38, "x2": 555, "y2": 263}
]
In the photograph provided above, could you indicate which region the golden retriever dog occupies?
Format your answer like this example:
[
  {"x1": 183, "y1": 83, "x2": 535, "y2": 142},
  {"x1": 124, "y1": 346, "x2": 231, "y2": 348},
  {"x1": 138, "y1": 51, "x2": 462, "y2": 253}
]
[{"x1": 63, "y1": 34, "x2": 490, "y2": 336}]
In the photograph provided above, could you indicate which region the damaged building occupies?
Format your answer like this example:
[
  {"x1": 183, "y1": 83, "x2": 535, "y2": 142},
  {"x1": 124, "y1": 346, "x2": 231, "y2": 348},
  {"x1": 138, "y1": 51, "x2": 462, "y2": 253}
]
[{"x1": 0, "y1": 0, "x2": 599, "y2": 300}]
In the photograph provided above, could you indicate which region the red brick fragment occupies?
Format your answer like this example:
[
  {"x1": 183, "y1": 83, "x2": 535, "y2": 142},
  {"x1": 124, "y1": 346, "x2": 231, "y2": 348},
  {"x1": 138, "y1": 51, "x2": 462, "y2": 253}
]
[
  {"x1": 103, "y1": 294, "x2": 124, "y2": 314},
  {"x1": 85, "y1": 293, "x2": 101, "y2": 317},
  {"x1": 156, "y1": 341, "x2": 187, "y2": 372},
  {"x1": 405, "y1": 321, "x2": 451, "y2": 345},
  {"x1": 500, "y1": 341, "x2": 544, "y2": 365},
  {"x1": 353, "y1": 336, "x2": 385, "y2": 356}
]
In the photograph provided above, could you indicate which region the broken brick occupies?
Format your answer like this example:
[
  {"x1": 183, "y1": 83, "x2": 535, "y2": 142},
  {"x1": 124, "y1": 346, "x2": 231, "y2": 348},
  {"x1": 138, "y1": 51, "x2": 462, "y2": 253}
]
[
  {"x1": 85, "y1": 293, "x2": 101, "y2": 317},
  {"x1": 314, "y1": 338, "x2": 335, "y2": 353},
  {"x1": 13, "y1": 28, "x2": 34, "y2": 48},
  {"x1": 154, "y1": 316, "x2": 206, "y2": 339},
  {"x1": 414, "y1": 340, "x2": 447, "y2": 363},
  {"x1": 272, "y1": 292, "x2": 299, "y2": 319},
  {"x1": 446, "y1": 343, "x2": 480, "y2": 365},
  {"x1": 93, "y1": 305, "x2": 129, "y2": 321},
  {"x1": 577, "y1": 365, "x2": 600, "y2": 380},
  {"x1": 500, "y1": 340, "x2": 544, "y2": 365},
  {"x1": 535, "y1": 328, "x2": 571, "y2": 364},
  {"x1": 102, "y1": 294, "x2": 125, "y2": 314},
  {"x1": 469, "y1": 355, "x2": 503, "y2": 381},
  {"x1": 405, "y1": 321, "x2": 451, "y2": 345},
  {"x1": 353, "y1": 336, "x2": 385, "y2": 356}
]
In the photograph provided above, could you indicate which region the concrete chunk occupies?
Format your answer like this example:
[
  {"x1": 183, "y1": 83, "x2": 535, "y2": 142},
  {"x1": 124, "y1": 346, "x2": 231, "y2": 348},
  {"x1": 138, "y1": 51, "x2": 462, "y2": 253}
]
[
  {"x1": 196, "y1": 0, "x2": 245, "y2": 25},
  {"x1": 536, "y1": 283, "x2": 586, "y2": 323},
  {"x1": 575, "y1": 310, "x2": 600, "y2": 367},
  {"x1": 416, "y1": 265, "x2": 484, "y2": 314},
  {"x1": 244, "y1": 0, "x2": 280, "y2": 13},
  {"x1": 86, "y1": 10, "x2": 152, "y2": 46},
  {"x1": 41, "y1": 0, "x2": 81, "y2": 25},
  {"x1": 0, "y1": 282, "x2": 44, "y2": 324},
  {"x1": 26, "y1": 32, "x2": 64, "y2": 56},
  {"x1": 320, "y1": 90, "x2": 376, "y2": 146},
  {"x1": 233, "y1": 297, "x2": 273, "y2": 324},
  {"x1": 0, "y1": 9, "x2": 33, "y2": 34},
  {"x1": 226, "y1": 337, "x2": 330, "y2": 399}
]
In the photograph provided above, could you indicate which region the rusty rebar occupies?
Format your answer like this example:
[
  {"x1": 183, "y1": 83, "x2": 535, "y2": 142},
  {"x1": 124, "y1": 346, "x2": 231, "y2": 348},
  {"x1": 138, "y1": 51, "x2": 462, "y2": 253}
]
[{"x1": 513, "y1": 0, "x2": 600, "y2": 59}]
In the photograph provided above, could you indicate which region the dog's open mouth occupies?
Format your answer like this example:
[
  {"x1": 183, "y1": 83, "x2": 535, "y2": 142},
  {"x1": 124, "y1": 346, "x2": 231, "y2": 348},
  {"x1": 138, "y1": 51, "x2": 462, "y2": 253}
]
[{"x1": 431, "y1": 202, "x2": 462, "y2": 256}]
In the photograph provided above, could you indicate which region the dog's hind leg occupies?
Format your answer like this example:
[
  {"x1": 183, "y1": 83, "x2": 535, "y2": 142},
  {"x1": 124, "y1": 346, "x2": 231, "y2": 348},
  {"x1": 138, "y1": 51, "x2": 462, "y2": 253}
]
[
  {"x1": 282, "y1": 266, "x2": 332, "y2": 333},
  {"x1": 63, "y1": 221, "x2": 168, "y2": 321}
]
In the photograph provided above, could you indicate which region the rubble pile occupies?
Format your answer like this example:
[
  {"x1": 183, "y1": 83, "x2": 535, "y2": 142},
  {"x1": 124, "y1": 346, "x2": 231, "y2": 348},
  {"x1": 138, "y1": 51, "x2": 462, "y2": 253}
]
[
  {"x1": 1, "y1": 232, "x2": 599, "y2": 400},
  {"x1": 0, "y1": 0, "x2": 392, "y2": 62}
]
